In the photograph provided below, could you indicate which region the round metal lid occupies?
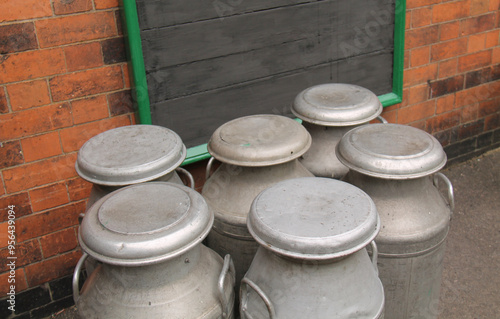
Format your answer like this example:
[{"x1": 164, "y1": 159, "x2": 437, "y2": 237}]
[
  {"x1": 291, "y1": 83, "x2": 382, "y2": 126},
  {"x1": 79, "y1": 182, "x2": 213, "y2": 266},
  {"x1": 336, "y1": 123, "x2": 447, "y2": 179},
  {"x1": 248, "y1": 177, "x2": 379, "y2": 260},
  {"x1": 75, "y1": 125, "x2": 186, "y2": 186},
  {"x1": 207, "y1": 115, "x2": 312, "y2": 166}
]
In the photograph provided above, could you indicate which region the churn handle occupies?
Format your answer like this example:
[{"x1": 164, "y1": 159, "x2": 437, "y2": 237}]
[
  {"x1": 240, "y1": 278, "x2": 276, "y2": 319},
  {"x1": 72, "y1": 252, "x2": 89, "y2": 304},
  {"x1": 205, "y1": 157, "x2": 216, "y2": 180},
  {"x1": 370, "y1": 241, "x2": 379, "y2": 275},
  {"x1": 433, "y1": 172, "x2": 455, "y2": 214},
  {"x1": 218, "y1": 254, "x2": 235, "y2": 319},
  {"x1": 376, "y1": 116, "x2": 388, "y2": 124},
  {"x1": 175, "y1": 167, "x2": 195, "y2": 189}
]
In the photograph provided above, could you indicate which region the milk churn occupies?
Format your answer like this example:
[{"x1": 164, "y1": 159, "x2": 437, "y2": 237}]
[
  {"x1": 336, "y1": 123, "x2": 454, "y2": 319},
  {"x1": 241, "y1": 177, "x2": 385, "y2": 319},
  {"x1": 75, "y1": 125, "x2": 194, "y2": 209},
  {"x1": 291, "y1": 83, "x2": 385, "y2": 179},
  {"x1": 73, "y1": 182, "x2": 235, "y2": 319},
  {"x1": 202, "y1": 114, "x2": 314, "y2": 291}
]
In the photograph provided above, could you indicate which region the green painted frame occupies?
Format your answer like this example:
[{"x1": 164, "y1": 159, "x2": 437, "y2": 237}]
[{"x1": 122, "y1": 0, "x2": 406, "y2": 165}]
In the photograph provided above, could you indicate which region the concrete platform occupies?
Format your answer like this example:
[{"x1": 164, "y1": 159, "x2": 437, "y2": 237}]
[{"x1": 49, "y1": 148, "x2": 500, "y2": 319}]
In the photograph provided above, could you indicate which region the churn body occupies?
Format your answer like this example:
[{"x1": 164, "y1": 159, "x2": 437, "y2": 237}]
[
  {"x1": 74, "y1": 182, "x2": 235, "y2": 319},
  {"x1": 291, "y1": 83, "x2": 384, "y2": 179},
  {"x1": 241, "y1": 177, "x2": 385, "y2": 319},
  {"x1": 337, "y1": 124, "x2": 454, "y2": 319}
]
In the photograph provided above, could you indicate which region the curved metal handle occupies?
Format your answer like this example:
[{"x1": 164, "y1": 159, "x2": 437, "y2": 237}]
[
  {"x1": 205, "y1": 157, "x2": 216, "y2": 180},
  {"x1": 218, "y1": 254, "x2": 235, "y2": 319},
  {"x1": 72, "y1": 252, "x2": 88, "y2": 304},
  {"x1": 376, "y1": 115, "x2": 388, "y2": 124},
  {"x1": 175, "y1": 167, "x2": 195, "y2": 189},
  {"x1": 240, "y1": 277, "x2": 276, "y2": 319},
  {"x1": 433, "y1": 172, "x2": 455, "y2": 214},
  {"x1": 370, "y1": 241, "x2": 379, "y2": 275}
]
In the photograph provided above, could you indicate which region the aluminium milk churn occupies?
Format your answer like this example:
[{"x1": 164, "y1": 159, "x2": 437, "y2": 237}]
[
  {"x1": 241, "y1": 177, "x2": 385, "y2": 319},
  {"x1": 337, "y1": 123, "x2": 454, "y2": 319},
  {"x1": 202, "y1": 114, "x2": 314, "y2": 291},
  {"x1": 73, "y1": 182, "x2": 235, "y2": 319},
  {"x1": 291, "y1": 83, "x2": 385, "y2": 179},
  {"x1": 75, "y1": 124, "x2": 194, "y2": 209}
]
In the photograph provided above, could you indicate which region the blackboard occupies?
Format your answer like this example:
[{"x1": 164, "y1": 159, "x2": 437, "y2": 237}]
[{"x1": 123, "y1": 0, "x2": 405, "y2": 163}]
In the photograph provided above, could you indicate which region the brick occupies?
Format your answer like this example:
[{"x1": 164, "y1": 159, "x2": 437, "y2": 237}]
[
  {"x1": 3, "y1": 153, "x2": 78, "y2": 193},
  {"x1": 455, "y1": 84, "x2": 494, "y2": 107},
  {"x1": 0, "y1": 48, "x2": 66, "y2": 84},
  {"x1": 95, "y1": 0, "x2": 119, "y2": 9},
  {"x1": 0, "y1": 103, "x2": 72, "y2": 140},
  {"x1": 404, "y1": 50, "x2": 410, "y2": 69},
  {"x1": 408, "y1": 84, "x2": 429, "y2": 105},
  {"x1": 408, "y1": 120, "x2": 427, "y2": 131},
  {"x1": 439, "y1": 21, "x2": 461, "y2": 41},
  {"x1": 380, "y1": 109, "x2": 397, "y2": 124},
  {"x1": 71, "y1": 95, "x2": 109, "y2": 124},
  {"x1": 436, "y1": 93, "x2": 456, "y2": 114},
  {"x1": 427, "y1": 110, "x2": 461, "y2": 133},
  {"x1": 0, "y1": 222, "x2": 8, "y2": 248},
  {"x1": 410, "y1": 46, "x2": 430, "y2": 67},
  {"x1": 468, "y1": 33, "x2": 487, "y2": 53},
  {"x1": 406, "y1": 11, "x2": 411, "y2": 30},
  {"x1": 64, "y1": 42, "x2": 103, "y2": 72},
  {"x1": 412, "y1": 7, "x2": 432, "y2": 28},
  {"x1": 432, "y1": 1, "x2": 470, "y2": 23},
  {"x1": 470, "y1": 0, "x2": 491, "y2": 15},
  {"x1": 485, "y1": 30, "x2": 499, "y2": 48},
  {"x1": 0, "y1": 87, "x2": 7, "y2": 113},
  {"x1": 490, "y1": 0, "x2": 500, "y2": 11},
  {"x1": 494, "y1": 47, "x2": 500, "y2": 64},
  {"x1": 431, "y1": 38, "x2": 468, "y2": 62},
  {"x1": 0, "y1": 269, "x2": 28, "y2": 295},
  {"x1": 49, "y1": 65, "x2": 123, "y2": 101},
  {"x1": 459, "y1": 120, "x2": 484, "y2": 139},
  {"x1": 101, "y1": 37, "x2": 126, "y2": 64},
  {"x1": 460, "y1": 13, "x2": 496, "y2": 36},
  {"x1": 0, "y1": 240, "x2": 42, "y2": 273},
  {"x1": 0, "y1": 22, "x2": 37, "y2": 54},
  {"x1": 16, "y1": 201, "x2": 84, "y2": 243},
  {"x1": 0, "y1": 192, "x2": 32, "y2": 222},
  {"x1": 405, "y1": 25, "x2": 440, "y2": 49},
  {"x1": 7, "y1": 79, "x2": 51, "y2": 111},
  {"x1": 438, "y1": 58, "x2": 458, "y2": 79},
  {"x1": 108, "y1": 90, "x2": 134, "y2": 116},
  {"x1": 53, "y1": 0, "x2": 92, "y2": 15},
  {"x1": 0, "y1": 140, "x2": 23, "y2": 169},
  {"x1": 403, "y1": 63, "x2": 438, "y2": 87},
  {"x1": 115, "y1": 10, "x2": 123, "y2": 36},
  {"x1": 458, "y1": 50, "x2": 492, "y2": 72},
  {"x1": 398, "y1": 100, "x2": 436, "y2": 124},
  {"x1": 485, "y1": 113, "x2": 500, "y2": 131},
  {"x1": 401, "y1": 88, "x2": 409, "y2": 107},
  {"x1": 36, "y1": 12, "x2": 117, "y2": 48},
  {"x1": 123, "y1": 65, "x2": 131, "y2": 88},
  {"x1": 465, "y1": 66, "x2": 497, "y2": 88},
  {"x1": 20, "y1": 132, "x2": 62, "y2": 163},
  {"x1": 461, "y1": 103, "x2": 479, "y2": 123},
  {"x1": 429, "y1": 75, "x2": 465, "y2": 98},
  {"x1": 60, "y1": 115, "x2": 131, "y2": 152},
  {"x1": 407, "y1": 0, "x2": 440, "y2": 9},
  {"x1": 25, "y1": 250, "x2": 82, "y2": 287},
  {"x1": 29, "y1": 182, "x2": 69, "y2": 212},
  {"x1": 40, "y1": 228, "x2": 78, "y2": 258},
  {"x1": 0, "y1": 0, "x2": 52, "y2": 23},
  {"x1": 67, "y1": 178, "x2": 92, "y2": 201},
  {"x1": 479, "y1": 97, "x2": 500, "y2": 117}
]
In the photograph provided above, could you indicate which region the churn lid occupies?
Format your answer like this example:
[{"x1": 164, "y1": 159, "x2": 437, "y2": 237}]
[
  {"x1": 248, "y1": 177, "x2": 379, "y2": 260},
  {"x1": 207, "y1": 115, "x2": 311, "y2": 166},
  {"x1": 79, "y1": 182, "x2": 213, "y2": 266},
  {"x1": 75, "y1": 125, "x2": 186, "y2": 186},
  {"x1": 291, "y1": 83, "x2": 383, "y2": 126},
  {"x1": 336, "y1": 123, "x2": 447, "y2": 179}
]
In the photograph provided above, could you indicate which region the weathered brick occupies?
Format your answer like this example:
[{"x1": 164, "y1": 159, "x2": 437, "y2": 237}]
[
  {"x1": 25, "y1": 250, "x2": 82, "y2": 287},
  {"x1": 432, "y1": 1, "x2": 470, "y2": 23},
  {"x1": 438, "y1": 58, "x2": 458, "y2": 79},
  {"x1": 122, "y1": 65, "x2": 131, "y2": 88},
  {"x1": 101, "y1": 37, "x2": 126, "y2": 64},
  {"x1": 403, "y1": 63, "x2": 438, "y2": 87},
  {"x1": 0, "y1": 22, "x2": 37, "y2": 54},
  {"x1": 108, "y1": 90, "x2": 134, "y2": 116},
  {"x1": 485, "y1": 30, "x2": 499, "y2": 48},
  {"x1": 0, "y1": 140, "x2": 23, "y2": 169},
  {"x1": 407, "y1": 0, "x2": 440, "y2": 9},
  {"x1": 460, "y1": 13, "x2": 497, "y2": 36},
  {"x1": 458, "y1": 50, "x2": 492, "y2": 72},
  {"x1": 16, "y1": 201, "x2": 84, "y2": 243},
  {"x1": 20, "y1": 131, "x2": 62, "y2": 163},
  {"x1": 60, "y1": 115, "x2": 131, "y2": 152},
  {"x1": 95, "y1": 0, "x2": 119, "y2": 9},
  {"x1": 470, "y1": 0, "x2": 490, "y2": 15},
  {"x1": 0, "y1": 222, "x2": 8, "y2": 248},
  {"x1": 436, "y1": 93, "x2": 456, "y2": 114},
  {"x1": 467, "y1": 33, "x2": 487, "y2": 53},
  {"x1": 398, "y1": 100, "x2": 436, "y2": 124},
  {"x1": 408, "y1": 84, "x2": 429, "y2": 105},
  {"x1": 53, "y1": 0, "x2": 92, "y2": 15},
  {"x1": 440, "y1": 21, "x2": 461, "y2": 41},
  {"x1": 479, "y1": 97, "x2": 500, "y2": 117},
  {"x1": 29, "y1": 182, "x2": 69, "y2": 212},
  {"x1": 412, "y1": 7, "x2": 432, "y2": 28},
  {"x1": 115, "y1": 10, "x2": 123, "y2": 36},
  {"x1": 431, "y1": 38, "x2": 468, "y2": 62},
  {"x1": 40, "y1": 228, "x2": 78, "y2": 258},
  {"x1": 7, "y1": 79, "x2": 51, "y2": 111},
  {"x1": 494, "y1": 47, "x2": 500, "y2": 64},
  {"x1": 485, "y1": 113, "x2": 500, "y2": 131},
  {"x1": 427, "y1": 110, "x2": 461, "y2": 133},
  {"x1": 36, "y1": 12, "x2": 117, "y2": 48},
  {"x1": 410, "y1": 46, "x2": 430, "y2": 67},
  {"x1": 429, "y1": 75, "x2": 464, "y2": 98},
  {"x1": 0, "y1": 192, "x2": 32, "y2": 222},
  {"x1": 0, "y1": 48, "x2": 66, "y2": 84},
  {"x1": 461, "y1": 103, "x2": 479, "y2": 123},
  {"x1": 64, "y1": 42, "x2": 103, "y2": 72},
  {"x1": 0, "y1": 0, "x2": 52, "y2": 23},
  {"x1": 0, "y1": 87, "x2": 7, "y2": 113},
  {"x1": 3, "y1": 153, "x2": 78, "y2": 193},
  {"x1": 456, "y1": 84, "x2": 494, "y2": 107},
  {"x1": 49, "y1": 65, "x2": 123, "y2": 101},
  {"x1": 0, "y1": 103, "x2": 72, "y2": 140},
  {"x1": 0, "y1": 269, "x2": 28, "y2": 295},
  {"x1": 71, "y1": 95, "x2": 109, "y2": 125},
  {"x1": 459, "y1": 120, "x2": 484, "y2": 139},
  {"x1": 67, "y1": 178, "x2": 92, "y2": 201},
  {"x1": 405, "y1": 25, "x2": 440, "y2": 49},
  {"x1": 0, "y1": 240, "x2": 42, "y2": 273},
  {"x1": 465, "y1": 66, "x2": 497, "y2": 88}
]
